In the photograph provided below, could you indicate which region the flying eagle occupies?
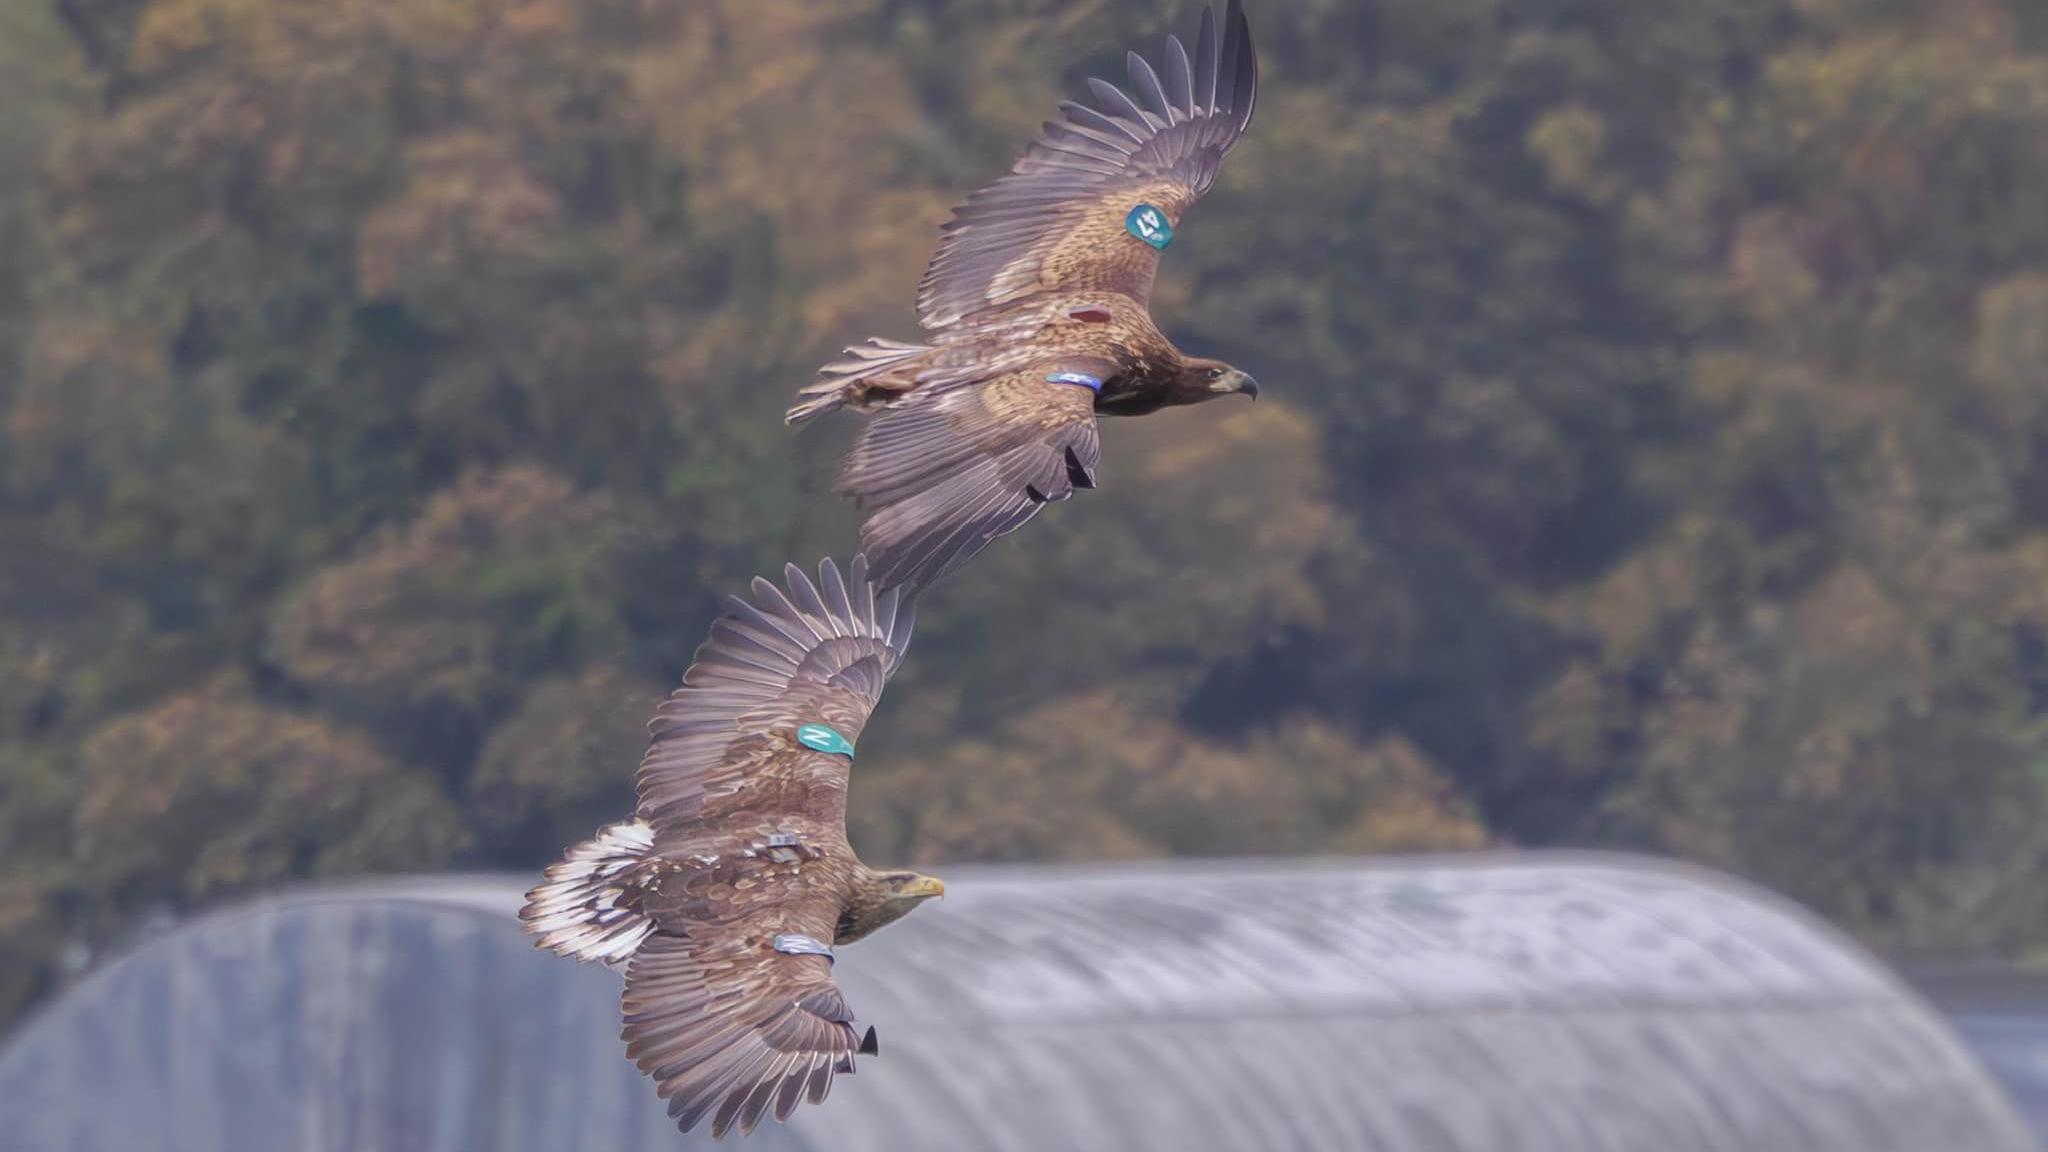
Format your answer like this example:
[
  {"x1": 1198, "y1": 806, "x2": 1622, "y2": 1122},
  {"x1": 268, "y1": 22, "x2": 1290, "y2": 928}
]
[
  {"x1": 520, "y1": 557, "x2": 939, "y2": 1140},
  {"x1": 788, "y1": 2, "x2": 1261, "y2": 592}
]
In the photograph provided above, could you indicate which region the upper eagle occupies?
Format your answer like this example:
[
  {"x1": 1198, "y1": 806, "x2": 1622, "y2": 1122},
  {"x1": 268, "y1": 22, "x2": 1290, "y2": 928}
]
[
  {"x1": 787, "y1": 2, "x2": 1261, "y2": 592},
  {"x1": 519, "y1": 557, "x2": 942, "y2": 1140}
]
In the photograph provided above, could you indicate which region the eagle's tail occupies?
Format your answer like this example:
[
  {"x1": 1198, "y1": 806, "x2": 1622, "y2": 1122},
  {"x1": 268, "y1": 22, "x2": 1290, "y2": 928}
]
[
  {"x1": 520, "y1": 818, "x2": 660, "y2": 966},
  {"x1": 786, "y1": 337, "x2": 932, "y2": 425}
]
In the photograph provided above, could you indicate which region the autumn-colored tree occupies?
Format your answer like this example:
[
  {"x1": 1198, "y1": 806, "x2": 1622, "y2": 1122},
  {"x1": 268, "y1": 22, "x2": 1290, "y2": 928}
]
[{"x1": 73, "y1": 673, "x2": 469, "y2": 914}]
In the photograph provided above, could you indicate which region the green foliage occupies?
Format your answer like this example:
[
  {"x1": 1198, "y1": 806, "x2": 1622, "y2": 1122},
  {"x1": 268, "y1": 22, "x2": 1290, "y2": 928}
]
[
  {"x1": 6, "y1": 0, "x2": 2048, "y2": 1029},
  {"x1": 273, "y1": 466, "x2": 633, "y2": 724},
  {"x1": 74, "y1": 674, "x2": 470, "y2": 904},
  {"x1": 468, "y1": 663, "x2": 659, "y2": 857}
]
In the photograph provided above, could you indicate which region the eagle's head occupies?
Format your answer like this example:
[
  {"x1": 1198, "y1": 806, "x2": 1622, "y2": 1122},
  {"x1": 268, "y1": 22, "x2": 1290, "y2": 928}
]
[
  {"x1": 839, "y1": 869, "x2": 945, "y2": 943},
  {"x1": 1182, "y1": 356, "x2": 1261, "y2": 403},
  {"x1": 882, "y1": 871, "x2": 946, "y2": 910}
]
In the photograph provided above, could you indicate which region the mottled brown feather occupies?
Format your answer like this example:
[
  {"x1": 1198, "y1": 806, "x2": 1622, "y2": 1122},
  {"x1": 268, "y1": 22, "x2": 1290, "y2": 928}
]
[
  {"x1": 622, "y1": 915, "x2": 859, "y2": 1139},
  {"x1": 916, "y1": 1, "x2": 1257, "y2": 329},
  {"x1": 840, "y1": 359, "x2": 1110, "y2": 590},
  {"x1": 633, "y1": 557, "x2": 912, "y2": 847}
]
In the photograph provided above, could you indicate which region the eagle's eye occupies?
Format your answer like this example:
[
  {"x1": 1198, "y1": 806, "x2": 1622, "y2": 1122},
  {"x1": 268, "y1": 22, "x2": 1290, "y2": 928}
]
[{"x1": 1208, "y1": 366, "x2": 1225, "y2": 379}]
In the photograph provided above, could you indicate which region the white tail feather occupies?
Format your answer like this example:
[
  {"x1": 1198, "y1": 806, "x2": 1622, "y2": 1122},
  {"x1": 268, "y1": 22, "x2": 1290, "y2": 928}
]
[{"x1": 519, "y1": 819, "x2": 658, "y2": 966}]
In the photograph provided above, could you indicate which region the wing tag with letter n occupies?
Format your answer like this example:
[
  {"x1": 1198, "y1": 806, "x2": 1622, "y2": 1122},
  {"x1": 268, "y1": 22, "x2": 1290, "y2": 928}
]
[{"x1": 796, "y1": 723, "x2": 856, "y2": 758}]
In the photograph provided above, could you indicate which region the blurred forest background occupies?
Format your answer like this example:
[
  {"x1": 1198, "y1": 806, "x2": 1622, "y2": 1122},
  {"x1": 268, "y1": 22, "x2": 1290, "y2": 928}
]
[{"x1": 5, "y1": 0, "x2": 2048, "y2": 1029}]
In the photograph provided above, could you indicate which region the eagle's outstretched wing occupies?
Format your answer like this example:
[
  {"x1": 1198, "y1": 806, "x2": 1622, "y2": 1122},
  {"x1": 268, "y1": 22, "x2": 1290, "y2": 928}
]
[
  {"x1": 633, "y1": 555, "x2": 914, "y2": 844},
  {"x1": 916, "y1": 0, "x2": 1257, "y2": 329},
  {"x1": 621, "y1": 891, "x2": 874, "y2": 1139},
  {"x1": 839, "y1": 359, "x2": 1110, "y2": 591}
]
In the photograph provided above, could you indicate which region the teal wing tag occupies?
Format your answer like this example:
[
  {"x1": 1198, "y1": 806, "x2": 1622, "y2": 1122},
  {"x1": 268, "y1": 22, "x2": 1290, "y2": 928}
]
[
  {"x1": 1125, "y1": 204, "x2": 1173, "y2": 250},
  {"x1": 796, "y1": 723, "x2": 855, "y2": 758}
]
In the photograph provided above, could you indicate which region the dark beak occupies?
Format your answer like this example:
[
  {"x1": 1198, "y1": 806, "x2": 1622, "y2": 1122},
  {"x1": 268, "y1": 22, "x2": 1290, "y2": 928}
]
[{"x1": 1238, "y1": 373, "x2": 1260, "y2": 400}]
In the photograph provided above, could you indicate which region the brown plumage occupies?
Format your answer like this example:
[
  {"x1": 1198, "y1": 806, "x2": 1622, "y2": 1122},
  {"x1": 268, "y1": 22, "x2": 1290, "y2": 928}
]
[
  {"x1": 788, "y1": 2, "x2": 1262, "y2": 592},
  {"x1": 519, "y1": 557, "x2": 941, "y2": 1141}
]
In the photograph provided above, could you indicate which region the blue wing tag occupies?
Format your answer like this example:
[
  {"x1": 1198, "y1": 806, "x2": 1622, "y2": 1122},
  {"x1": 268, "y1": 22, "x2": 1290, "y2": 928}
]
[
  {"x1": 1046, "y1": 371, "x2": 1104, "y2": 392},
  {"x1": 1125, "y1": 203, "x2": 1173, "y2": 250},
  {"x1": 772, "y1": 933, "x2": 835, "y2": 964},
  {"x1": 796, "y1": 723, "x2": 855, "y2": 758}
]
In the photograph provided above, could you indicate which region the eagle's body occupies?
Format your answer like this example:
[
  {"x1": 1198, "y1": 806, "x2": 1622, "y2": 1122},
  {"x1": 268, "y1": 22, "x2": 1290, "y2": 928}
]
[
  {"x1": 789, "y1": 2, "x2": 1262, "y2": 591},
  {"x1": 588, "y1": 820, "x2": 923, "y2": 949},
  {"x1": 805, "y1": 291, "x2": 1205, "y2": 415},
  {"x1": 520, "y1": 558, "x2": 939, "y2": 1140}
]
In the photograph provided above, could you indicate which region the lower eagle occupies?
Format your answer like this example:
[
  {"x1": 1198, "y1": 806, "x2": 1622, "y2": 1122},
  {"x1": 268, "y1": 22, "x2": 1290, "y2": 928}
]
[{"x1": 521, "y1": 556, "x2": 940, "y2": 1140}]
